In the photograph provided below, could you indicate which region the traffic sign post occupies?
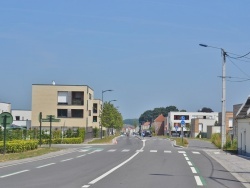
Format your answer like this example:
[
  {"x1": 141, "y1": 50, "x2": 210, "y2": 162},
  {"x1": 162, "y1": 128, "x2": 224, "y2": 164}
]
[
  {"x1": 180, "y1": 117, "x2": 186, "y2": 144},
  {"x1": 0, "y1": 112, "x2": 13, "y2": 155},
  {"x1": 42, "y1": 115, "x2": 60, "y2": 148}
]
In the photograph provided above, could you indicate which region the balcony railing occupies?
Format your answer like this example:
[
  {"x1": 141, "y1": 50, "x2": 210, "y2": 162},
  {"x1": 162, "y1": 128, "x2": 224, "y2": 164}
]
[{"x1": 72, "y1": 99, "x2": 83, "y2": 105}]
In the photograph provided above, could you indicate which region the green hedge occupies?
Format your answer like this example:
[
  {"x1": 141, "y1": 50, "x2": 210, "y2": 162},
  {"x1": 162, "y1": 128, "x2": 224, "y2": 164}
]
[
  {"x1": 42, "y1": 137, "x2": 83, "y2": 144},
  {"x1": 0, "y1": 140, "x2": 38, "y2": 153}
]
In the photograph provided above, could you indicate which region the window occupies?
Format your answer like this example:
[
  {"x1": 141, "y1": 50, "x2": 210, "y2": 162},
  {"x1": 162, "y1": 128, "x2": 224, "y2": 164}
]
[
  {"x1": 173, "y1": 115, "x2": 189, "y2": 120},
  {"x1": 72, "y1": 109, "x2": 83, "y2": 118},
  {"x1": 93, "y1": 116, "x2": 97, "y2": 122},
  {"x1": 89, "y1": 93, "x2": 92, "y2": 100},
  {"x1": 16, "y1": 116, "x2": 20, "y2": 120},
  {"x1": 89, "y1": 110, "x2": 91, "y2": 116},
  {"x1": 93, "y1": 103, "x2": 98, "y2": 113},
  {"x1": 57, "y1": 109, "x2": 67, "y2": 117},
  {"x1": 229, "y1": 118, "x2": 233, "y2": 128},
  {"x1": 72, "y1": 92, "x2": 83, "y2": 105},
  {"x1": 58, "y1": 91, "x2": 68, "y2": 105}
]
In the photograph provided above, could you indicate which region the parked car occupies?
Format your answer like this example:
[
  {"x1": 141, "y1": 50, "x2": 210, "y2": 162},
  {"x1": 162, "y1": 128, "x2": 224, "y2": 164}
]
[{"x1": 142, "y1": 130, "x2": 152, "y2": 137}]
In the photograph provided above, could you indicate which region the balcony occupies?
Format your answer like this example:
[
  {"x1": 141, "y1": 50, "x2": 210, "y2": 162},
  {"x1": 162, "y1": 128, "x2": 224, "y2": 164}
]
[{"x1": 72, "y1": 99, "x2": 83, "y2": 105}]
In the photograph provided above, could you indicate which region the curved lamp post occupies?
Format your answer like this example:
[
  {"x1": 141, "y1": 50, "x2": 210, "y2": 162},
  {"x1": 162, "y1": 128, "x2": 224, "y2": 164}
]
[
  {"x1": 101, "y1": 89, "x2": 113, "y2": 139},
  {"x1": 199, "y1": 44, "x2": 227, "y2": 149}
]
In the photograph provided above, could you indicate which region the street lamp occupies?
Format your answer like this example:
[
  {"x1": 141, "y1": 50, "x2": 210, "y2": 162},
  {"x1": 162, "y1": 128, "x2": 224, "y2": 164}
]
[
  {"x1": 199, "y1": 43, "x2": 227, "y2": 149},
  {"x1": 108, "y1": 100, "x2": 117, "y2": 103},
  {"x1": 101, "y1": 89, "x2": 113, "y2": 139}
]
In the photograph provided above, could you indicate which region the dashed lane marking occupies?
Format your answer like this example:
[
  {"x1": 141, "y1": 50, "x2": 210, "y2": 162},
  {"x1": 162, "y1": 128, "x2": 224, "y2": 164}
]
[
  {"x1": 121, "y1": 149, "x2": 130, "y2": 152},
  {"x1": 0, "y1": 170, "x2": 29, "y2": 178},
  {"x1": 164, "y1": 150, "x2": 172, "y2": 153},
  {"x1": 194, "y1": 176, "x2": 203, "y2": 186},
  {"x1": 150, "y1": 150, "x2": 157, "y2": 153},
  {"x1": 178, "y1": 151, "x2": 186, "y2": 154},
  {"x1": 192, "y1": 151, "x2": 200, "y2": 154},
  {"x1": 191, "y1": 167, "x2": 197, "y2": 174},
  {"x1": 36, "y1": 163, "x2": 55, "y2": 168}
]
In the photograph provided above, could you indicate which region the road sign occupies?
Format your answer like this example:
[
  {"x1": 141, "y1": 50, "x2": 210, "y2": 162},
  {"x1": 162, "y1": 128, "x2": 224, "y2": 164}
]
[
  {"x1": 181, "y1": 116, "x2": 185, "y2": 120},
  {"x1": 181, "y1": 120, "x2": 185, "y2": 127},
  {"x1": 0, "y1": 112, "x2": 13, "y2": 126}
]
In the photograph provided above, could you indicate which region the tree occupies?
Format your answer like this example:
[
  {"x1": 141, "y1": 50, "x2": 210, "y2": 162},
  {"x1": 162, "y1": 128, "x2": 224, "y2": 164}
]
[
  {"x1": 198, "y1": 107, "x2": 213, "y2": 112},
  {"x1": 101, "y1": 102, "x2": 123, "y2": 135}
]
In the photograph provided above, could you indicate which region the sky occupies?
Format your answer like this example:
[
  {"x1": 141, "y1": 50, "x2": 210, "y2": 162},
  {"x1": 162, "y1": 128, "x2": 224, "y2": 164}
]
[{"x1": 1, "y1": 0, "x2": 250, "y2": 119}]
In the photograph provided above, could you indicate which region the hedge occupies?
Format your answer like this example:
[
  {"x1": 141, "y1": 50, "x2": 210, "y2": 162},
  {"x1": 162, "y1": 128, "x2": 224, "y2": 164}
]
[
  {"x1": 0, "y1": 140, "x2": 38, "y2": 153},
  {"x1": 42, "y1": 137, "x2": 83, "y2": 144}
]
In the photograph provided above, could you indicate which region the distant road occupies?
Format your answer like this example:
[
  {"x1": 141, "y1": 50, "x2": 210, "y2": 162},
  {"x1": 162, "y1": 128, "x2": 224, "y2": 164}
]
[{"x1": 0, "y1": 136, "x2": 244, "y2": 188}]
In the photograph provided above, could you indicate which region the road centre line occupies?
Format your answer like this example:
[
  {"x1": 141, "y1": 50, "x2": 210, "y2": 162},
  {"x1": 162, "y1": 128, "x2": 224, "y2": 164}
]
[
  {"x1": 61, "y1": 158, "x2": 74, "y2": 162},
  {"x1": 150, "y1": 150, "x2": 157, "y2": 152},
  {"x1": 87, "y1": 140, "x2": 146, "y2": 186},
  {"x1": 178, "y1": 151, "x2": 186, "y2": 154},
  {"x1": 194, "y1": 176, "x2": 203, "y2": 186},
  {"x1": 0, "y1": 170, "x2": 29, "y2": 178},
  {"x1": 183, "y1": 154, "x2": 187, "y2": 157},
  {"x1": 36, "y1": 163, "x2": 55, "y2": 169},
  {"x1": 187, "y1": 161, "x2": 193, "y2": 166},
  {"x1": 164, "y1": 150, "x2": 172, "y2": 153},
  {"x1": 185, "y1": 157, "x2": 190, "y2": 161},
  {"x1": 82, "y1": 185, "x2": 90, "y2": 188},
  {"x1": 77, "y1": 154, "x2": 86, "y2": 158}
]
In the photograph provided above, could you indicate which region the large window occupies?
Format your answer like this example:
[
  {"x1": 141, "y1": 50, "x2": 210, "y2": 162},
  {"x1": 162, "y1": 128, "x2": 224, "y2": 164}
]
[
  {"x1": 58, "y1": 91, "x2": 68, "y2": 105},
  {"x1": 72, "y1": 92, "x2": 84, "y2": 105},
  {"x1": 58, "y1": 109, "x2": 67, "y2": 117},
  {"x1": 93, "y1": 116, "x2": 97, "y2": 122},
  {"x1": 93, "y1": 103, "x2": 98, "y2": 113},
  {"x1": 72, "y1": 109, "x2": 83, "y2": 118},
  {"x1": 174, "y1": 115, "x2": 189, "y2": 120}
]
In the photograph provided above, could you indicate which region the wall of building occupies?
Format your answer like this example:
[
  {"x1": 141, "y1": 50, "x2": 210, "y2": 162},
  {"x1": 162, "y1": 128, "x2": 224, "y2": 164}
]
[
  {"x1": 207, "y1": 126, "x2": 221, "y2": 139},
  {"x1": 31, "y1": 84, "x2": 95, "y2": 129},
  {"x1": 237, "y1": 118, "x2": 250, "y2": 156},
  {"x1": 11, "y1": 110, "x2": 31, "y2": 129},
  {"x1": 0, "y1": 102, "x2": 11, "y2": 113}
]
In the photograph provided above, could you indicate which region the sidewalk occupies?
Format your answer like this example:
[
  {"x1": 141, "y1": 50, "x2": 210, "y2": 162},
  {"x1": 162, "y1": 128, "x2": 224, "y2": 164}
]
[{"x1": 204, "y1": 150, "x2": 250, "y2": 188}]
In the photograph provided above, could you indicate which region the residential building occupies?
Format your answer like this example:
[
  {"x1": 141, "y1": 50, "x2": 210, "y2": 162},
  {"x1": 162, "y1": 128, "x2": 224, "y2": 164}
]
[
  {"x1": 0, "y1": 102, "x2": 11, "y2": 113},
  {"x1": 31, "y1": 84, "x2": 102, "y2": 132},
  {"x1": 233, "y1": 104, "x2": 242, "y2": 140},
  {"x1": 11, "y1": 110, "x2": 31, "y2": 129},
  {"x1": 190, "y1": 118, "x2": 217, "y2": 138},
  {"x1": 167, "y1": 111, "x2": 218, "y2": 137},
  {"x1": 152, "y1": 114, "x2": 166, "y2": 136},
  {"x1": 236, "y1": 96, "x2": 250, "y2": 156},
  {"x1": 218, "y1": 112, "x2": 233, "y2": 134}
]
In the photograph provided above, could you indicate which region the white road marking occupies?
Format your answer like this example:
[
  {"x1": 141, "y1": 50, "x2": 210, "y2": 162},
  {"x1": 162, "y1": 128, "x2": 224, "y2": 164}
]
[
  {"x1": 121, "y1": 149, "x2": 130, "y2": 152},
  {"x1": 187, "y1": 161, "x2": 193, "y2": 166},
  {"x1": 191, "y1": 167, "x2": 197, "y2": 173},
  {"x1": 185, "y1": 157, "x2": 190, "y2": 161},
  {"x1": 77, "y1": 154, "x2": 86, "y2": 158},
  {"x1": 36, "y1": 163, "x2": 55, "y2": 169},
  {"x1": 214, "y1": 152, "x2": 220, "y2": 154},
  {"x1": 79, "y1": 149, "x2": 89, "y2": 152},
  {"x1": 136, "y1": 150, "x2": 144, "y2": 152},
  {"x1": 192, "y1": 151, "x2": 200, "y2": 154},
  {"x1": 194, "y1": 176, "x2": 203, "y2": 186},
  {"x1": 150, "y1": 150, "x2": 157, "y2": 153},
  {"x1": 178, "y1": 151, "x2": 186, "y2": 154},
  {"x1": 164, "y1": 150, "x2": 172, "y2": 153},
  {"x1": 107, "y1": 149, "x2": 116, "y2": 152},
  {"x1": 82, "y1": 185, "x2": 90, "y2": 188},
  {"x1": 88, "y1": 151, "x2": 141, "y2": 185},
  {"x1": 88, "y1": 150, "x2": 101, "y2": 155},
  {"x1": 0, "y1": 170, "x2": 29, "y2": 178},
  {"x1": 183, "y1": 154, "x2": 187, "y2": 157},
  {"x1": 61, "y1": 158, "x2": 73, "y2": 162}
]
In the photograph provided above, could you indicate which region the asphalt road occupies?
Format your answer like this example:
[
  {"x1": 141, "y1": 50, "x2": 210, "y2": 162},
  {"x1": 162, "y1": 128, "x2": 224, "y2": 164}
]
[{"x1": 0, "y1": 136, "x2": 244, "y2": 188}]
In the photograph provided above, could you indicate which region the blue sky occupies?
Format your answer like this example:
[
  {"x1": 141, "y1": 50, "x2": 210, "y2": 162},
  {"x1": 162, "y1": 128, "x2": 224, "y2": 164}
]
[{"x1": 1, "y1": 0, "x2": 250, "y2": 119}]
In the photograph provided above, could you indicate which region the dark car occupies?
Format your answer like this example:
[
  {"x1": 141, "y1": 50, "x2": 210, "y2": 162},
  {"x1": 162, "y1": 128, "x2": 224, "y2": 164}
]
[{"x1": 143, "y1": 130, "x2": 152, "y2": 137}]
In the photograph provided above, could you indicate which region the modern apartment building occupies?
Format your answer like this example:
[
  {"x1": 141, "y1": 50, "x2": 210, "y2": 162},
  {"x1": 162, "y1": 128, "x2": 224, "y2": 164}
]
[
  {"x1": 31, "y1": 84, "x2": 102, "y2": 130},
  {"x1": 167, "y1": 111, "x2": 218, "y2": 136}
]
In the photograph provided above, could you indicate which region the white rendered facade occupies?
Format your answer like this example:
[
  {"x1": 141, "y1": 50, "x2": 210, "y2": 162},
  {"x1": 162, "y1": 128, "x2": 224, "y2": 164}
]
[
  {"x1": 0, "y1": 102, "x2": 11, "y2": 113},
  {"x1": 11, "y1": 110, "x2": 32, "y2": 129},
  {"x1": 167, "y1": 111, "x2": 218, "y2": 133}
]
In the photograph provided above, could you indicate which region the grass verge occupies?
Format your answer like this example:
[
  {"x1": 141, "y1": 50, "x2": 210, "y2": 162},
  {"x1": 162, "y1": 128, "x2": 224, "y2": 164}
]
[
  {"x1": 172, "y1": 137, "x2": 189, "y2": 147},
  {"x1": 88, "y1": 135, "x2": 117, "y2": 144},
  {"x1": 0, "y1": 147, "x2": 61, "y2": 162}
]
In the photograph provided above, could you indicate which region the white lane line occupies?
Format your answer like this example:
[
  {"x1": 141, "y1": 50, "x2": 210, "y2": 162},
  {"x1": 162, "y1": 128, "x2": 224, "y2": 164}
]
[
  {"x1": 122, "y1": 149, "x2": 130, "y2": 152},
  {"x1": 185, "y1": 157, "x2": 190, "y2": 161},
  {"x1": 192, "y1": 151, "x2": 200, "y2": 154},
  {"x1": 183, "y1": 154, "x2": 187, "y2": 157},
  {"x1": 164, "y1": 150, "x2": 172, "y2": 153},
  {"x1": 0, "y1": 170, "x2": 29, "y2": 178},
  {"x1": 194, "y1": 176, "x2": 203, "y2": 186},
  {"x1": 187, "y1": 161, "x2": 193, "y2": 166},
  {"x1": 82, "y1": 185, "x2": 90, "y2": 188},
  {"x1": 88, "y1": 151, "x2": 140, "y2": 185},
  {"x1": 79, "y1": 149, "x2": 89, "y2": 152},
  {"x1": 150, "y1": 150, "x2": 157, "y2": 153},
  {"x1": 88, "y1": 150, "x2": 101, "y2": 155},
  {"x1": 191, "y1": 167, "x2": 197, "y2": 174},
  {"x1": 87, "y1": 140, "x2": 146, "y2": 186},
  {"x1": 36, "y1": 163, "x2": 55, "y2": 169},
  {"x1": 107, "y1": 149, "x2": 116, "y2": 152},
  {"x1": 136, "y1": 150, "x2": 144, "y2": 152},
  {"x1": 61, "y1": 158, "x2": 73, "y2": 162},
  {"x1": 178, "y1": 151, "x2": 186, "y2": 154},
  {"x1": 214, "y1": 152, "x2": 220, "y2": 154},
  {"x1": 76, "y1": 154, "x2": 86, "y2": 158}
]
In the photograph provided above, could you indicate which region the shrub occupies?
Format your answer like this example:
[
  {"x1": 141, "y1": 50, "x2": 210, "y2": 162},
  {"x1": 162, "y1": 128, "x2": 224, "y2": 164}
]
[
  {"x1": 0, "y1": 140, "x2": 38, "y2": 153},
  {"x1": 211, "y1": 133, "x2": 221, "y2": 148}
]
